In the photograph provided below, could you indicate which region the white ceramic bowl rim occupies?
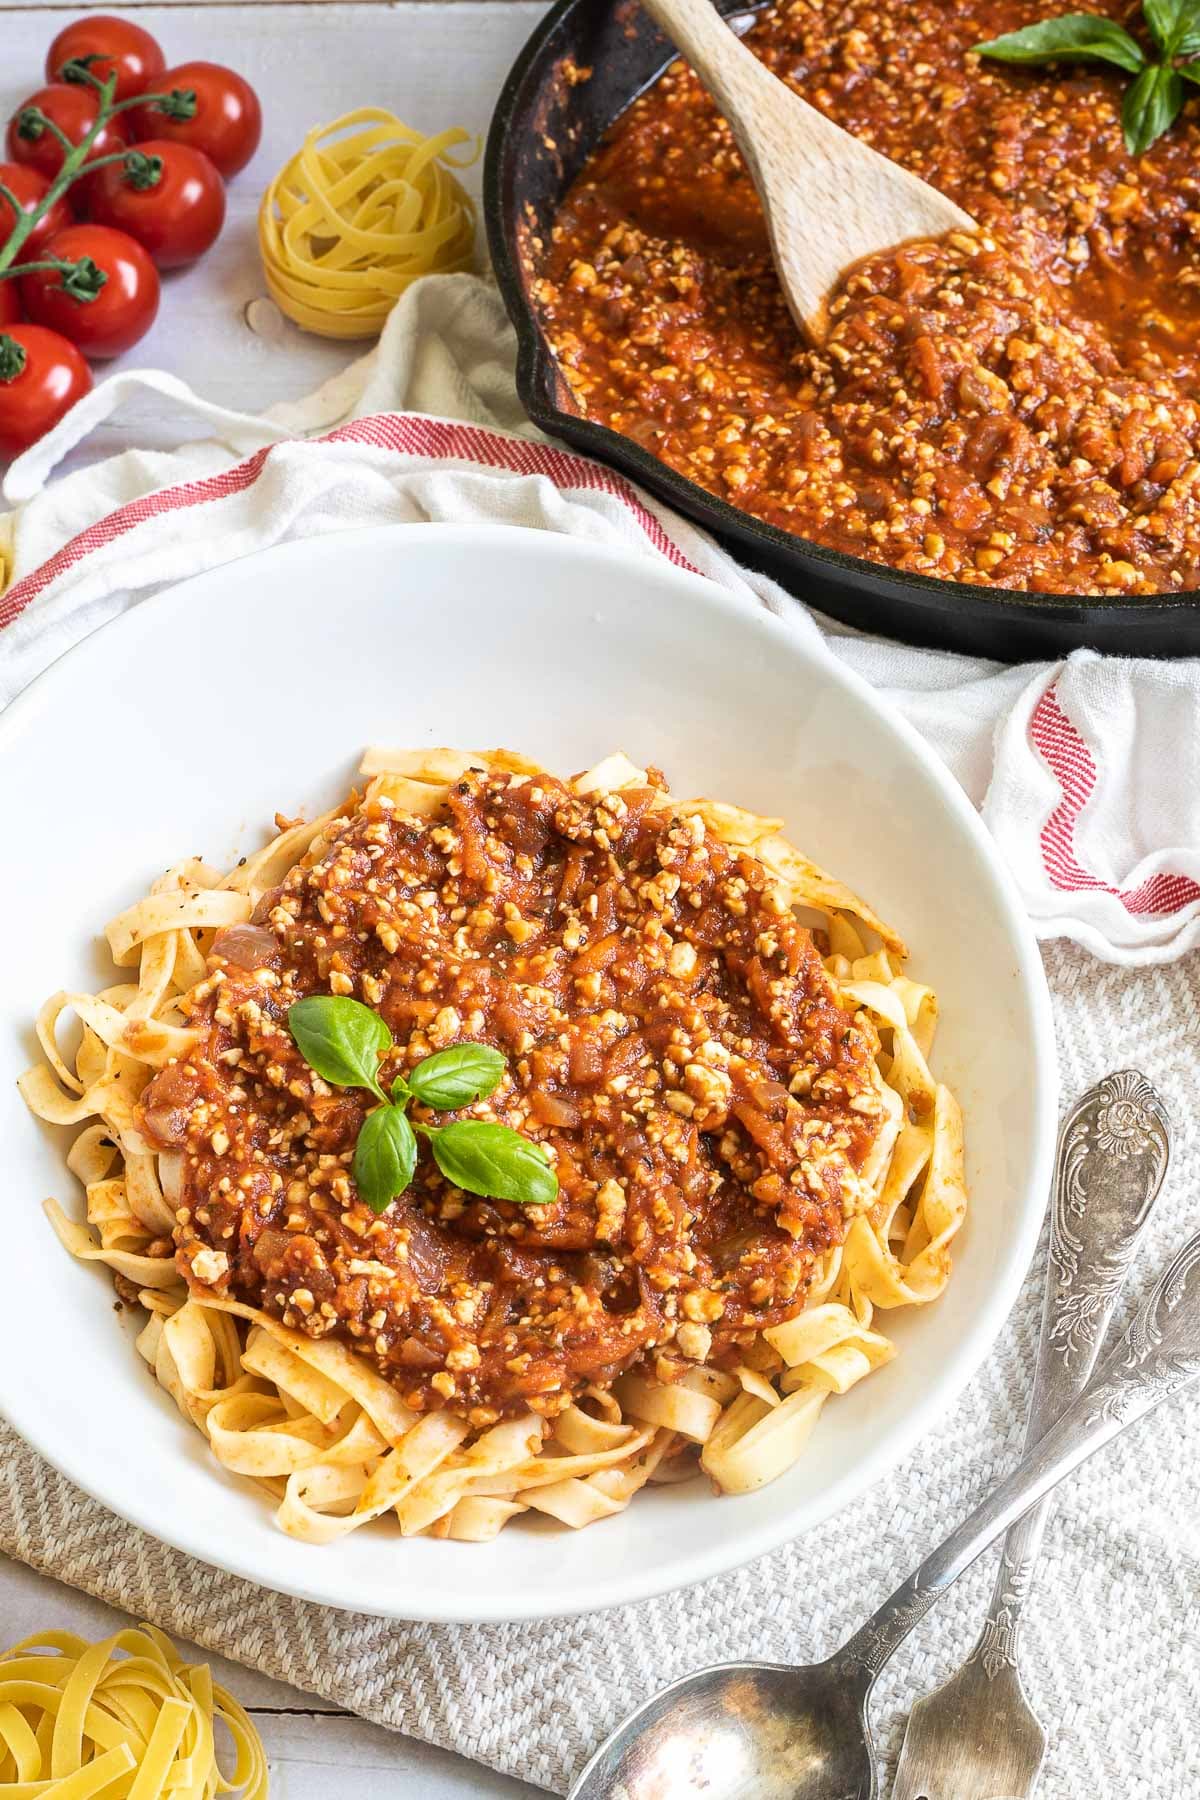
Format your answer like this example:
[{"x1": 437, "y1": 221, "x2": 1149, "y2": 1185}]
[{"x1": 0, "y1": 523, "x2": 1057, "y2": 1622}]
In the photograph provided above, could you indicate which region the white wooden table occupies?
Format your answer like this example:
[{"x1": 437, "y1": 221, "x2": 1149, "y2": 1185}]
[{"x1": 1, "y1": 1, "x2": 549, "y2": 1791}]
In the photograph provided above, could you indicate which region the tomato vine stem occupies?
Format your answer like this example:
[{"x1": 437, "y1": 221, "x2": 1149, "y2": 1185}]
[{"x1": 0, "y1": 73, "x2": 195, "y2": 281}]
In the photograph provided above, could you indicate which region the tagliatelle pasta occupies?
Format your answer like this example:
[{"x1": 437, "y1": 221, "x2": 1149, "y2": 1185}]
[
  {"x1": 21, "y1": 749, "x2": 967, "y2": 1542},
  {"x1": 258, "y1": 108, "x2": 478, "y2": 339},
  {"x1": 0, "y1": 1623, "x2": 267, "y2": 1798}
]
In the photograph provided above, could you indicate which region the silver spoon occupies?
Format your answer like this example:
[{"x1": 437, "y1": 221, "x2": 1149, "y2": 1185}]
[
  {"x1": 891, "y1": 1070, "x2": 1170, "y2": 1800},
  {"x1": 572, "y1": 1125, "x2": 1195, "y2": 1800}
]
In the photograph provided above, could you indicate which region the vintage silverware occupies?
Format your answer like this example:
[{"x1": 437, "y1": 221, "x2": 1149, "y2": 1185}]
[
  {"x1": 570, "y1": 1097, "x2": 1195, "y2": 1800},
  {"x1": 891, "y1": 1070, "x2": 1170, "y2": 1800}
]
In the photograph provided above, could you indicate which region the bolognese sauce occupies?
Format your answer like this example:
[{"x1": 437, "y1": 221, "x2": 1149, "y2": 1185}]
[
  {"x1": 532, "y1": 0, "x2": 1200, "y2": 595},
  {"x1": 139, "y1": 767, "x2": 886, "y2": 1425}
]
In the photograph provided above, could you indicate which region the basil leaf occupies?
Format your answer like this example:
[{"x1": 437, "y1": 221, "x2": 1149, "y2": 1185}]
[
  {"x1": 287, "y1": 995, "x2": 391, "y2": 1099},
  {"x1": 1122, "y1": 61, "x2": 1184, "y2": 152},
  {"x1": 353, "y1": 1104, "x2": 417, "y2": 1214},
  {"x1": 975, "y1": 13, "x2": 1146, "y2": 72},
  {"x1": 1178, "y1": 53, "x2": 1200, "y2": 77},
  {"x1": 1144, "y1": 0, "x2": 1199, "y2": 53},
  {"x1": 408, "y1": 1043, "x2": 507, "y2": 1110},
  {"x1": 430, "y1": 1121, "x2": 559, "y2": 1207}
]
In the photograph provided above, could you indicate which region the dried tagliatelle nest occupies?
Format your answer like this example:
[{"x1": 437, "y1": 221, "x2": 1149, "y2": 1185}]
[
  {"x1": 0, "y1": 1623, "x2": 267, "y2": 1797},
  {"x1": 258, "y1": 106, "x2": 478, "y2": 339}
]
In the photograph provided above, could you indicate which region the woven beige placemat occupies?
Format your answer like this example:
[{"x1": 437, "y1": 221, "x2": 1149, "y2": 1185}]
[{"x1": 3, "y1": 941, "x2": 1197, "y2": 1797}]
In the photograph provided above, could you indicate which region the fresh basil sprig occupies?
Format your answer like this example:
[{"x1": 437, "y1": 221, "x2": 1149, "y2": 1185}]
[
  {"x1": 976, "y1": 1, "x2": 1200, "y2": 154},
  {"x1": 286, "y1": 995, "x2": 557, "y2": 1216}
]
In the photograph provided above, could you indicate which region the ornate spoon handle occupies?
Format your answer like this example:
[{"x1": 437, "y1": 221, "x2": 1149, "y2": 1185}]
[
  {"x1": 840, "y1": 1215, "x2": 1199, "y2": 1680},
  {"x1": 971, "y1": 1072, "x2": 1169, "y2": 1676}
]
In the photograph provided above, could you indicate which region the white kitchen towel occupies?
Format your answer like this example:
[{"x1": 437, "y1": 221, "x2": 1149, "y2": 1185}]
[{"x1": 2, "y1": 274, "x2": 1198, "y2": 966}]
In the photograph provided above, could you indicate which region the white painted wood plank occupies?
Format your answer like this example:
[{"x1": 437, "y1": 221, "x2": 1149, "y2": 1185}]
[
  {"x1": 0, "y1": 3, "x2": 544, "y2": 471},
  {"x1": 271, "y1": 1758, "x2": 541, "y2": 1800},
  {"x1": 0, "y1": 1553, "x2": 545, "y2": 1795},
  {"x1": 257, "y1": 1713, "x2": 544, "y2": 1792}
]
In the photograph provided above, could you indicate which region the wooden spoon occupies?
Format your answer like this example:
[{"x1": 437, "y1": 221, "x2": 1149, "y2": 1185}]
[{"x1": 638, "y1": 0, "x2": 976, "y2": 341}]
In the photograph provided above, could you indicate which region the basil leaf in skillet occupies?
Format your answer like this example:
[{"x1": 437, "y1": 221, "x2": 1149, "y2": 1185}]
[
  {"x1": 1144, "y1": 0, "x2": 1200, "y2": 55},
  {"x1": 1122, "y1": 60, "x2": 1185, "y2": 152},
  {"x1": 975, "y1": 14, "x2": 1147, "y2": 72}
]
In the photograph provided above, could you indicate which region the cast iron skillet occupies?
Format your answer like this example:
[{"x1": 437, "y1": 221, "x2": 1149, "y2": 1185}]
[{"x1": 484, "y1": 0, "x2": 1200, "y2": 660}]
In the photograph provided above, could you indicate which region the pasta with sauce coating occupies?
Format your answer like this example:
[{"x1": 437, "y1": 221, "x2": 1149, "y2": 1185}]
[{"x1": 21, "y1": 749, "x2": 967, "y2": 1541}]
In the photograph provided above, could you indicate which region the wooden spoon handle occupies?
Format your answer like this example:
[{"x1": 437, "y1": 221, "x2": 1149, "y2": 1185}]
[
  {"x1": 639, "y1": 0, "x2": 775, "y2": 129},
  {"x1": 638, "y1": 0, "x2": 975, "y2": 340}
]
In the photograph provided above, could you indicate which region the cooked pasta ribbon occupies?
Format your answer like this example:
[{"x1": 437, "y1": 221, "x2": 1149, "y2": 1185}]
[
  {"x1": 21, "y1": 749, "x2": 967, "y2": 1539},
  {"x1": 258, "y1": 108, "x2": 478, "y2": 339},
  {"x1": 0, "y1": 1624, "x2": 266, "y2": 1797}
]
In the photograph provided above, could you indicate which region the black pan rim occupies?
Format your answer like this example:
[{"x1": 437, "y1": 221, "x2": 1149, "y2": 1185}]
[{"x1": 483, "y1": 0, "x2": 1200, "y2": 640}]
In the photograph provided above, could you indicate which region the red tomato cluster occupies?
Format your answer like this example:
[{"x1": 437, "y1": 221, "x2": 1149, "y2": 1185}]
[{"x1": 0, "y1": 15, "x2": 261, "y2": 457}]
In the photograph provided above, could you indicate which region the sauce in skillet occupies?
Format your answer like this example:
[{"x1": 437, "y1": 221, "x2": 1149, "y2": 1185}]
[{"x1": 533, "y1": 0, "x2": 1200, "y2": 595}]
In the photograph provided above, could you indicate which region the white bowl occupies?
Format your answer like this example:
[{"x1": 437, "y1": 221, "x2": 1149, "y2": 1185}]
[{"x1": 0, "y1": 523, "x2": 1057, "y2": 1623}]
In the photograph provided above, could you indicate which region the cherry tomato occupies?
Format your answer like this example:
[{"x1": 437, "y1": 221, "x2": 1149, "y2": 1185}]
[
  {"x1": 22, "y1": 223, "x2": 158, "y2": 358},
  {"x1": 0, "y1": 163, "x2": 73, "y2": 255},
  {"x1": 0, "y1": 323, "x2": 91, "y2": 458},
  {"x1": 45, "y1": 16, "x2": 166, "y2": 103},
  {"x1": 5, "y1": 85, "x2": 129, "y2": 181},
  {"x1": 86, "y1": 141, "x2": 225, "y2": 268},
  {"x1": 126, "y1": 62, "x2": 261, "y2": 179},
  {"x1": 0, "y1": 282, "x2": 21, "y2": 326}
]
